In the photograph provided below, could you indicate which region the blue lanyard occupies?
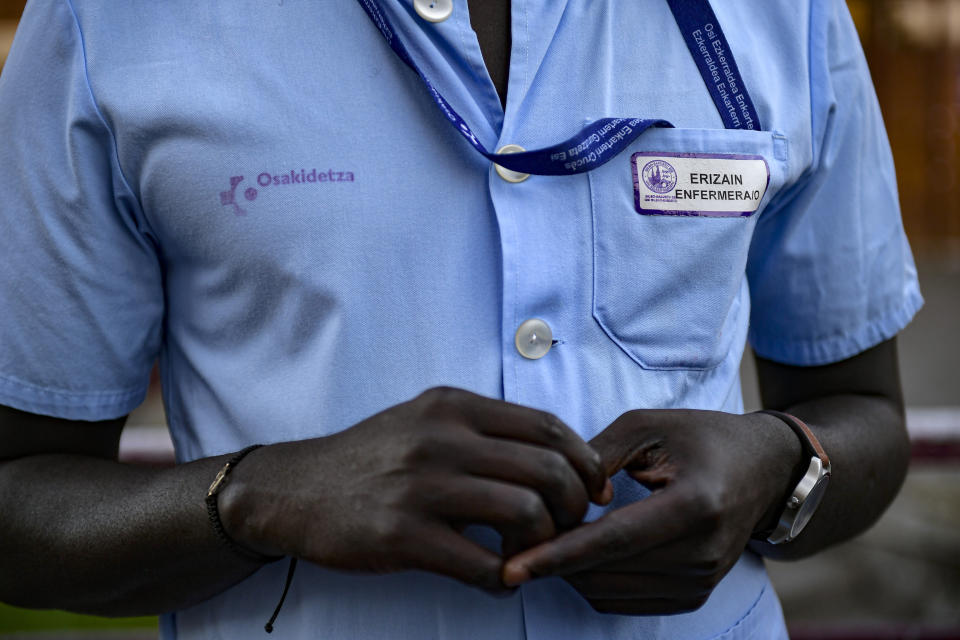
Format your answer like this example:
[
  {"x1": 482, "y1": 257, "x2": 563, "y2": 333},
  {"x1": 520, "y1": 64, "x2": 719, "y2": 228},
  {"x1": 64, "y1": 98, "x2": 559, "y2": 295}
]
[
  {"x1": 355, "y1": 0, "x2": 761, "y2": 176},
  {"x1": 665, "y1": 0, "x2": 761, "y2": 132}
]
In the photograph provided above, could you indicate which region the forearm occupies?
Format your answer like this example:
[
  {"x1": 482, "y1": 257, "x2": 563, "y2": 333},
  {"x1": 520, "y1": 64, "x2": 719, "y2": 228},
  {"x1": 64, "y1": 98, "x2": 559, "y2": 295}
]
[
  {"x1": 751, "y1": 392, "x2": 909, "y2": 560},
  {"x1": 0, "y1": 452, "x2": 266, "y2": 616}
]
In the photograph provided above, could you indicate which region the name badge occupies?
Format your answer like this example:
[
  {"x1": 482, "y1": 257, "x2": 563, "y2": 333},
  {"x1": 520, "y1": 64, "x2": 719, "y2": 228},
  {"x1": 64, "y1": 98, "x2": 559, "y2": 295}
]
[{"x1": 631, "y1": 152, "x2": 769, "y2": 217}]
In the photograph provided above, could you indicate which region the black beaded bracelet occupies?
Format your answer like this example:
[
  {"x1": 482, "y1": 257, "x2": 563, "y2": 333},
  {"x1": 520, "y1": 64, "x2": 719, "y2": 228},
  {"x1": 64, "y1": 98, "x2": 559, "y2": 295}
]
[{"x1": 205, "y1": 444, "x2": 282, "y2": 563}]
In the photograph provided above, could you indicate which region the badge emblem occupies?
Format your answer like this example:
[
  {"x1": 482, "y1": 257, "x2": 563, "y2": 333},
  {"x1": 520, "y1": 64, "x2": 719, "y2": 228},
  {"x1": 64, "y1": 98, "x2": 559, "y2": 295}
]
[{"x1": 641, "y1": 159, "x2": 678, "y2": 194}]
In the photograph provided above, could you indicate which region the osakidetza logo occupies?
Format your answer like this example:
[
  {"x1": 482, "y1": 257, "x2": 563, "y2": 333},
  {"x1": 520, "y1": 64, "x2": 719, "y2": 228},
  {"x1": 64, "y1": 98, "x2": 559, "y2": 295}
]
[{"x1": 219, "y1": 168, "x2": 356, "y2": 216}]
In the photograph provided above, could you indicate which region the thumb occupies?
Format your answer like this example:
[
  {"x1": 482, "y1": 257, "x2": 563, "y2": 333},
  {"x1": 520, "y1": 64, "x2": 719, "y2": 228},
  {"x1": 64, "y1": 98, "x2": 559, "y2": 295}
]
[
  {"x1": 589, "y1": 410, "x2": 665, "y2": 477},
  {"x1": 588, "y1": 426, "x2": 626, "y2": 476}
]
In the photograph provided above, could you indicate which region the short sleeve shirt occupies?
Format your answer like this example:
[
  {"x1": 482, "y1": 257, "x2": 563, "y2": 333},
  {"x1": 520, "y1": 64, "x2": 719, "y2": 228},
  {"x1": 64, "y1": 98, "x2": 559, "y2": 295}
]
[{"x1": 0, "y1": 0, "x2": 922, "y2": 638}]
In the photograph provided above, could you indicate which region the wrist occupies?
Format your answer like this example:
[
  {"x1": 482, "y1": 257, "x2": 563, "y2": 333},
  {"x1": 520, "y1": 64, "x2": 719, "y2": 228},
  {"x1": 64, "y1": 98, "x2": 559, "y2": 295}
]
[
  {"x1": 215, "y1": 445, "x2": 286, "y2": 559},
  {"x1": 749, "y1": 411, "x2": 807, "y2": 537}
]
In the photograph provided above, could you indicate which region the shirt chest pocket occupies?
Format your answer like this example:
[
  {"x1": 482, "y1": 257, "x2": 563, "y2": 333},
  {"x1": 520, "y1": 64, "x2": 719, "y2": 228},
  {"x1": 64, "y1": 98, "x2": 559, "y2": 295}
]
[{"x1": 588, "y1": 127, "x2": 789, "y2": 370}]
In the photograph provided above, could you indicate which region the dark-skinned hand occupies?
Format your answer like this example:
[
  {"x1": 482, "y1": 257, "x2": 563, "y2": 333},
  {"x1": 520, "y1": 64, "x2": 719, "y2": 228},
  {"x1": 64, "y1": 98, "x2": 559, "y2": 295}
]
[
  {"x1": 501, "y1": 409, "x2": 803, "y2": 614},
  {"x1": 218, "y1": 387, "x2": 612, "y2": 591}
]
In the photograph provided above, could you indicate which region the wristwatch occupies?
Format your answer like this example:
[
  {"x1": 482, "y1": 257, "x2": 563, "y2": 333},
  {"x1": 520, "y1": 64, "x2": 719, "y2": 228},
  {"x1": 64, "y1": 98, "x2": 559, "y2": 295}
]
[{"x1": 757, "y1": 410, "x2": 832, "y2": 544}]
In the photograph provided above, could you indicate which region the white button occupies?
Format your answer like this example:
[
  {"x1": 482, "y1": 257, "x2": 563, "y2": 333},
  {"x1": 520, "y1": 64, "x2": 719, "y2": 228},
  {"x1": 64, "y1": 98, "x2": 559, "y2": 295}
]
[
  {"x1": 414, "y1": 0, "x2": 453, "y2": 23},
  {"x1": 494, "y1": 144, "x2": 530, "y2": 183},
  {"x1": 515, "y1": 318, "x2": 553, "y2": 360}
]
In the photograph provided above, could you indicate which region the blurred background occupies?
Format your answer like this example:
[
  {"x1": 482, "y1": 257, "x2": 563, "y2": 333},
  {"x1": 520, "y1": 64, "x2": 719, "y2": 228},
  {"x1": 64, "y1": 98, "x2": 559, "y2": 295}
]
[{"x1": 1, "y1": 0, "x2": 958, "y2": 638}]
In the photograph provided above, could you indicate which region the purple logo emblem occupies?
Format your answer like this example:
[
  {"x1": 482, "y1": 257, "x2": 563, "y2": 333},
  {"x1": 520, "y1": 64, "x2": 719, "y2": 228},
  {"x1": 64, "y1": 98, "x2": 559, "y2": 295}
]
[
  {"x1": 641, "y1": 160, "x2": 677, "y2": 194},
  {"x1": 219, "y1": 176, "x2": 258, "y2": 216},
  {"x1": 219, "y1": 168, "x2": 355, "y2": 216}
]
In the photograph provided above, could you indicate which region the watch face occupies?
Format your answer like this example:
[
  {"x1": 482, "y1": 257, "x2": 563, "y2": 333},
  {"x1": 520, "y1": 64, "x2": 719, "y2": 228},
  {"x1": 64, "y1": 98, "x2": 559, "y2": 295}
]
[{"x1": 791, "y1": 474, "x2": 830, "y2": 538}]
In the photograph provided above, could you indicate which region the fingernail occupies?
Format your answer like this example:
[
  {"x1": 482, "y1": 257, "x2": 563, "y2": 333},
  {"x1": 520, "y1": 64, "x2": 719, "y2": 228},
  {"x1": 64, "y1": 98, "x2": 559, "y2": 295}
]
[{"x1": 501, "y1": 562, "x2": 531, "y2": 587}]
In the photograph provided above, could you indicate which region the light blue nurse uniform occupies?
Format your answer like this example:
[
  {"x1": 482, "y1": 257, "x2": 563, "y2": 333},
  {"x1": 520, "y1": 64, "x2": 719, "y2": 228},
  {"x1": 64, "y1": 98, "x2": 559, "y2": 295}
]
[{"x1": 0, "y1": 0, "x2": 922, "y2": 637}]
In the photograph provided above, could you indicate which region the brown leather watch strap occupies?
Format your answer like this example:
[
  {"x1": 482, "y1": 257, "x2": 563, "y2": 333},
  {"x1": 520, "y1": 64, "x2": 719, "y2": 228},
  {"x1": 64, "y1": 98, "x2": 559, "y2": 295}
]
[{"x1": 757, "y1": 409, "x2": 831, "y2": 470}]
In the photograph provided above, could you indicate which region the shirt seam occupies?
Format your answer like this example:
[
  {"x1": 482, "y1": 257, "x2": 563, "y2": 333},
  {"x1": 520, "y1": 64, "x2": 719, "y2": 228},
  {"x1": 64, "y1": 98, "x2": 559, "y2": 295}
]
[
  {"x1": 749, "y1": 289, "x2": 923, "y2": 366},
  {"x1": 0, "y1": 370, "x2": 147, "y2": 403},
  {"x1": 707, "y1": 583, "x2": 767, "y2": 640},
  {"x1": 62, "y1": 0, "x2": 145, "y2": 221},
  {"x1": 457, "y1": 1, "x2": 503, "y2": 130},
  {"x1": 806, "y1": 0, "x2": 817, "y2": 176}
]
